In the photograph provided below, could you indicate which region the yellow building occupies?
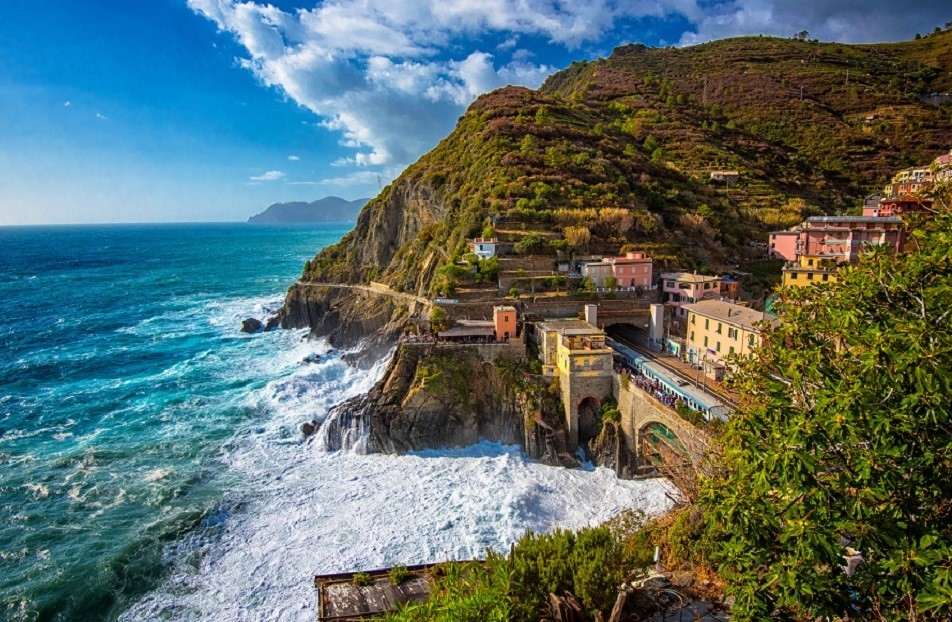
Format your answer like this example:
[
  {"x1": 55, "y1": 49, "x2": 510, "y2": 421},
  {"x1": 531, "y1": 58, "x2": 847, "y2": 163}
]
[
  {"x1": 683, "y1": 300, "x2": 778, "y2": 369},
  {"x1": 781, "y1": 254, "x2": 839, "y2": 288}
]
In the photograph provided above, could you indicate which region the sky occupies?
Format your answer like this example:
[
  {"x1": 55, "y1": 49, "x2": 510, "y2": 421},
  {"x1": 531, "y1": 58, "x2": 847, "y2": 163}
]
[{"x1": 1, "y1": 1, "x2": 949, "y2": 225}]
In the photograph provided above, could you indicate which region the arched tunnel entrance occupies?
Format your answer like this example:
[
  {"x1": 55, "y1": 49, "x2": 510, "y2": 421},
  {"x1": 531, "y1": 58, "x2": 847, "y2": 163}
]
[
  {"x1": 640, "y1": 422, "x2": 690, "y2": 467},
  {"x1": 577, "y1": 396, "x2": 601, "y2": 447}
]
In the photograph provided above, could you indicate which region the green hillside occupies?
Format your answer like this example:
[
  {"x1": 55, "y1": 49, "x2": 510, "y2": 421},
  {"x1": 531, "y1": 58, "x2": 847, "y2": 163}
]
[{"x1": 303, "y1": 30, "x2": 952, "y2": 291}]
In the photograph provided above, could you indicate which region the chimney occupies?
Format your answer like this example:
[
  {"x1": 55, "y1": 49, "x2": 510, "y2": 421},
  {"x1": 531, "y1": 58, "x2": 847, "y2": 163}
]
[{"x1": 584, "y1": 304, "x2": 598, "y2": 326}]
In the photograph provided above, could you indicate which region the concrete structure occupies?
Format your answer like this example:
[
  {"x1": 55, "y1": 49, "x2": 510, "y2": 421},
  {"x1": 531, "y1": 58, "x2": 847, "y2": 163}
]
[
  {"x1": 683, "y1": 300, "x2": 777, "y2": 372},
  {"x1": 660, "y1": 272, "x2": 723, "y2": 319},
  {"x1": 469, "y1": 237, "x2": 498, "y2": 259},
  {"x1": 493, "y1": 305, "x2": 517, "y2": 342},
  {"x1": 615, "y1": 375, "x2": 711, "y2": 468},
  {"x1": 579, "y1": 252, "x2": 653, "y2": 288},
  {"x1": 710, "y1": 170, "x2": 739, "y2": 183},
  {"x1": 532, "y1": 319, "x2": 614, "y2": 450},
  {"x1": 768, "y1": 230, "x2": 799, "y2": 260}
]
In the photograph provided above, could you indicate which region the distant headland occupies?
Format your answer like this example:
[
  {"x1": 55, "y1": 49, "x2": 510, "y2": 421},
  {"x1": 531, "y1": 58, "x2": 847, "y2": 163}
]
[{"x1": 247, "y1": 196, "x2": 369, "y2": 223}]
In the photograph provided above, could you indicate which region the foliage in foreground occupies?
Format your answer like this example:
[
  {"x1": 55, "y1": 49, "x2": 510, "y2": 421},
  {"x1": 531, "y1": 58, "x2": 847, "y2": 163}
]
[
  {"x1": 384, "y1": 511, "x2": 655, "y2": 622},
  {"x1": 702, "y1": 203, "x2": 952, "y2": 620}
]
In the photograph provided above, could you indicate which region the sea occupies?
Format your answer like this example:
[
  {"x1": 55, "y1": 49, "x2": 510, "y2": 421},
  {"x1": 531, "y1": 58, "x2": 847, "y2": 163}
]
[{"x1": 0, "y1": 223, "x2": 676, "y2": 621}]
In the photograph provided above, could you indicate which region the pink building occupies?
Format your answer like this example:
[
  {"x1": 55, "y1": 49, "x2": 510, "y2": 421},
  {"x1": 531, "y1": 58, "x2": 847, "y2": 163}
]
[
  {"x1": 796, "y1": 216, "x2": 904, "y2": 262},
  {"x1": 661, "y1": 272, "x2": 723, "y2": 319},
  {"x1": 768, "y1": 230, "x2": 799, "y2": 260},
  {"x1": 580, "y1": 252, "x2": 653, "y2": 288}
]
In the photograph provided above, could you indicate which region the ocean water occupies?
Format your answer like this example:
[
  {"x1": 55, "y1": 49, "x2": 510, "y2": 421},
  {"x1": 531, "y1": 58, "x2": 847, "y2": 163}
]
[{"x1": 0, "y1": 223, "x2": 676, "y2": 621}]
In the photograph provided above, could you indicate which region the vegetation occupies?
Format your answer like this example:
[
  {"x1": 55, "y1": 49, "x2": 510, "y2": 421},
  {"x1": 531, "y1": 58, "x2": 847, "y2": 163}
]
[
  {"x1": 388, "y1": 565, "x2": 411, "y2": 586},
  {"x1": 385, "y1": 511, "x2": 655, "y2": 622},
  {"x1": 701, "y1": 198, "x2": 952, "y2": 620},
  {"x1": 352, "y1": 571, "x2": 374, "y2": 587},
  {"x1": 300, "y1": 31, "x2": 952, "y2": 294}
]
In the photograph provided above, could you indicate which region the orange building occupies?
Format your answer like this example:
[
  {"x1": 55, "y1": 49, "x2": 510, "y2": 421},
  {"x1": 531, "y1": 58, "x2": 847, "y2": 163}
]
[{"x1": 493, "y1": 305, "x2": 517, "y2": 342}]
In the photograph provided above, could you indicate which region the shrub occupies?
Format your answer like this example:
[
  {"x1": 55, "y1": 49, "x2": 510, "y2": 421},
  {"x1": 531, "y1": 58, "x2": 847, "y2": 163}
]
[
  {"x1": 353, "y1": 571, "x2": 374, "y2": 586},
  {"x1": 388, "y1": 566, "x2": 411, "y2": 586}
]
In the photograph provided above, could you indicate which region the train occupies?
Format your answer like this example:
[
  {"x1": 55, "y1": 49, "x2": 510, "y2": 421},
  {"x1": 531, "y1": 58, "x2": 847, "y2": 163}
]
[{"x1": 607, "y1": 337, "x2": 732, "y2": 422}]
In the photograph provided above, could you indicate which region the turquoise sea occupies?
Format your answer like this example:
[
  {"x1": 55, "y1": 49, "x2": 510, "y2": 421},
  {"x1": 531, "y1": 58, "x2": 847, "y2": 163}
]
[{"x1": 0, "y1": 223, "x2": 674, "y2": 622}]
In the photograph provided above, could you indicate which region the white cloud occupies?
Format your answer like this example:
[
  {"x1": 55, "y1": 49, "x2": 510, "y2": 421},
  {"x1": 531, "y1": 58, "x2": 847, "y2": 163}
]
[
  {"x1": 64, "y1": 101, "x2": 71, "y2": 107},
  {"x1": 95, "y1": 113, "x2": 108, "y2": 120},
  {"x1": 288, "y1": 155, "x2": 300, "y2": 161},
  {"x1": 679, "y1": 0, "x2": 951, "y2": 45},
  {"x1": 249, "y1": 170, "x2": 285, "y2": 181},
  {"x1": 187, "y1": 0, "x2": 701, "y2": 173}
]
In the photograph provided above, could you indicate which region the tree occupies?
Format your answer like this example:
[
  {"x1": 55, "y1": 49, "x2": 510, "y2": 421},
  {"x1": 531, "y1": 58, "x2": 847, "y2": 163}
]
[
  {"x1": 603, "y1": 275, "x2": 618, "y2": 291},
  {"x1": 794, "y1": 30, "x2": 809, "y2": 41},
  {"x1": 563, "y1": 226, "x2": 591, "y2": 250},
  {"x1": 702, "y1": 204, "x2": 952, "y2": 620},
  {"x1": 428, "y1": 306, "x2": 450, "y2": 333}
]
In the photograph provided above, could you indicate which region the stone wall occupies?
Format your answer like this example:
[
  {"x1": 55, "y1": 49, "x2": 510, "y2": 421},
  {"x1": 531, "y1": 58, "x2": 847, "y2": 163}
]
[
  {"x1": 560, "y1": 368, "x2": 614, "y2": 450},
  {"x1": 613, "y1": 374, "x2": 711, "y2": 465}
]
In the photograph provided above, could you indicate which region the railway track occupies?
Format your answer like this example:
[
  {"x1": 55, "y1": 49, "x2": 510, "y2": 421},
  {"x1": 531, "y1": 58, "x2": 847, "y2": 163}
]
[{"x1": 608, "y1": 328, "x2": 739, "y2": 410}]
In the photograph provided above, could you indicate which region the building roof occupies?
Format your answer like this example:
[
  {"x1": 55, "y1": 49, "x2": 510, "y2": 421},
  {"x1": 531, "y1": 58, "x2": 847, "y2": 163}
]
[
  {"x1": 683, "y1": 299, "x2": 779, "y2": 332},
  {"x1": 437, "y1": 326, "x2": 495, "y2": 338},
  {"x1": 660, "y1": 272, "x2": 722, "y2": 283},
  {"x1": 536, "y1": 319, "x2": 603, "y2": 336},
  {"x1": 494, "y1": 305, "x2": 517, "y2": 313},
  {"x1": 805, "y1": 216, "x2": 902, "y2": 224}
]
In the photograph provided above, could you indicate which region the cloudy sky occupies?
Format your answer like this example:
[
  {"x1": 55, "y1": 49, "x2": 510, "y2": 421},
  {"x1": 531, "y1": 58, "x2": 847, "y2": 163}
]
[{"x1": 1, "y1": 1, "x2": 948, "y2": 224}]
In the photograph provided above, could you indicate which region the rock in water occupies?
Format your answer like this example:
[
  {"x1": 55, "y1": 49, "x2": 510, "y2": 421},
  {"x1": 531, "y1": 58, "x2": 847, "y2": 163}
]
[
  {"x1": 241, "y1": 318, "x2": 263, "y2": 333},
  {"x1": 301, "y1": 421, "x2": 318, "y2": 437}
]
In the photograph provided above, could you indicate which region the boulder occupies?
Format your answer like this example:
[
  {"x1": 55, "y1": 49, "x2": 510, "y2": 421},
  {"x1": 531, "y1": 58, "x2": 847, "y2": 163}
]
[{"x1": 241, "y1": 318, "x2": 263, "y2": 333}]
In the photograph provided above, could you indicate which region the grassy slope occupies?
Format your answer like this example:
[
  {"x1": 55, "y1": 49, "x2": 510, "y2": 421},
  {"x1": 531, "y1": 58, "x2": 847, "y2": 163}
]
[{"x1": 303, "y1": 31, "x2": 952, "y2": 290}]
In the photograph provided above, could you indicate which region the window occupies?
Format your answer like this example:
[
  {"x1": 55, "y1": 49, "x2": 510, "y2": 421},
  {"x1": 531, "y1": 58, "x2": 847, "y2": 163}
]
[
  {"x1": 716, "y1": 322, "x2": 722, "y2": 334},
  {"x1": 691, "y1": 315, "x2": 696, "y2": 324},
  {"x1": 704, "y1": 283, "x2": 711, "y2": 289},
  {"x1": 690, "y1": 331, "x2": 694, "y2": 341},
  {"x1": 705, "y1": 319, "x2": 709, "y2": 329},
  {"x1": 749, "y1": 334, "x2": 755, "y2": 347},
  {"x1": 666, "y1": 281, "x2": 675, "y2": 288},
  {"x1": 807, "y1": 273, "x2": 814, "y2": 280},
  {"x1": 728, "y1": 327, "x2": 738, "y2": 339},
  {"x1": 704, "y1": 336, "x2": 708, "y2": 347},
  {"x1": 808, "y1": 258, "x2": 814, "y2": 266},
  {"x1": 716, "y1": 341, "x2": 721, "y2": 352},
  {"x1": 790, "y1": 273, "x2": 798, "y2": 280},
  {"x1": 822, "y1": 274, "x2": 829, "y2": 281},
  {"x1": 729, "y1": 346, "x2": 735, "y2": 355}
]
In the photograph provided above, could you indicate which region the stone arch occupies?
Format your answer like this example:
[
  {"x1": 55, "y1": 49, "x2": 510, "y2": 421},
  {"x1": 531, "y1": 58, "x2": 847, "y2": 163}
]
[
  {"x1": 638, "y1": 421, "x2": 690, "y2": 466},
  {"x1": 577, "y1": 396, "x2": 601, "y2": 446}
]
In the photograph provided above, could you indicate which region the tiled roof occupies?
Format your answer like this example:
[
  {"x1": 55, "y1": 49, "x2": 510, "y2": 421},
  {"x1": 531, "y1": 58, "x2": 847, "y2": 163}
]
[{"x1": 683, "y1": 299, "x2": 778, "y2": 332}]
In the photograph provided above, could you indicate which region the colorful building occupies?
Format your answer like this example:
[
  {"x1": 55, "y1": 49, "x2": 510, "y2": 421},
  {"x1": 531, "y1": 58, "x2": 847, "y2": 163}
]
[
  {"x1": 579, "y1": 252, "x2": 654, "y2": 288},
  {"x1": 683, "y1": 299, "x2": 778, "y2": 373},
  {"x1": 493, "y1": 305, "x2": 517, "y2": 342},
  {"x1": 469, "y1": 237, "x2": 498, "y2": 259},
  {"x1": 768, "y1": 229, "x2": 800, "y2": 260},
  {"x1": 774, "y1": 216, "x2": 905, "y2": 287},
  {"x1": 660, "y1": 272, "x2": 723, "y2": 319}
]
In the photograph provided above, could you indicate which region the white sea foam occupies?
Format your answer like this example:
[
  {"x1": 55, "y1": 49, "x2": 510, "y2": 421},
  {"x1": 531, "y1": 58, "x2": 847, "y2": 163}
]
[{"x1": 122, "y1": 340, "x2": 677, "y2": 622}]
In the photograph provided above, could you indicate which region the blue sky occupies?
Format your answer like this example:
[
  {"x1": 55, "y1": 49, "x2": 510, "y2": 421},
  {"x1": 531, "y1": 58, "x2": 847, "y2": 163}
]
[{"x1": 1, "y1": 1, "x2": 949, "y2": 224}]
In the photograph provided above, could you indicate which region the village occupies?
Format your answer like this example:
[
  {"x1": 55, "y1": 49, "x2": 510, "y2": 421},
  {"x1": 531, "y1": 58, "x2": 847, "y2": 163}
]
[{"x1": 395, "y1": 148, "x2": 952, "y2": 468}]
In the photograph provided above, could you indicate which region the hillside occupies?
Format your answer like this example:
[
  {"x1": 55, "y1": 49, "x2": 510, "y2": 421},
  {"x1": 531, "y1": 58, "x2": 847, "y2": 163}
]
[
  {"x1": 247, "y1": 196, "x2": 368, "y2": 223},
  {"x1": 280, "y1": 30, "x2": 952, "y2": 345}
]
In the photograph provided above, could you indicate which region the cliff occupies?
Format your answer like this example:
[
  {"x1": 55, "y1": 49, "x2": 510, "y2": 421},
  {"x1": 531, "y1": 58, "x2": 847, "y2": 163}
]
[
  {"x1": 247, "y1": 196, "x2": 369, "y2": 223},
  {"x1": 278, "y1": 32, "x2": 952, "y2": 352}
]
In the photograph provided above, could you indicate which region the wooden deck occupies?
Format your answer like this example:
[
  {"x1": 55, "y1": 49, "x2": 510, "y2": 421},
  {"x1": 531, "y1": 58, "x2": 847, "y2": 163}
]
[{"x1": 315, "y1": 564, "x2": 436, "y2": 621}]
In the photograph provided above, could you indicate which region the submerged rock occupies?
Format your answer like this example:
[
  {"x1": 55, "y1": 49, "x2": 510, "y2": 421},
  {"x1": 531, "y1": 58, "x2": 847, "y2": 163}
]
[{"x1": 301, "y1": 421, "x2": 319, "y2": 437}]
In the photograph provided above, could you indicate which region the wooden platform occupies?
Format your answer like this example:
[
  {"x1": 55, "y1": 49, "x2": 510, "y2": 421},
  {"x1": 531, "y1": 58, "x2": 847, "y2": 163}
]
[{"x1": 315, "y1": 564, "x2": 435, "y2": 620}]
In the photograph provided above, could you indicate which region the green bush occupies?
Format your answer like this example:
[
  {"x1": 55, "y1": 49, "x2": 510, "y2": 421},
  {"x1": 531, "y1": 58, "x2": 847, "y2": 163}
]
[
  {"x1": 353, "y1": 571, "x2": 374, "y2": 586},
  {"x1": 388, "y1": 566, "x2": 411, "y2": 586}
]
